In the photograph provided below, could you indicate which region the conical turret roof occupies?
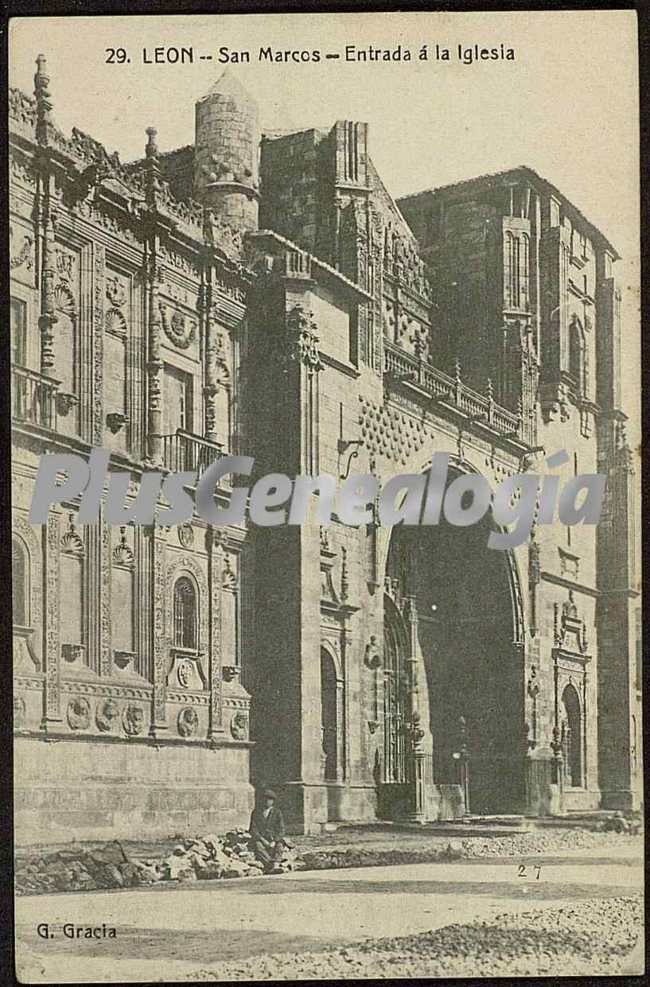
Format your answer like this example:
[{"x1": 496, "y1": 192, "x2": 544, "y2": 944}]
[{"x1": 201, "y1": 68, "x2": 255, "y2": 103}]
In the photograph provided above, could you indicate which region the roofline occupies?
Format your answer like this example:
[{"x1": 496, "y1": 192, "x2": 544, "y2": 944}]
[
  {"x1": 247, "y1": 229, "x2": 373, "y2": 301},
  {"x1": 398, "y1": 165, "x2": 619, "y2": 260}
]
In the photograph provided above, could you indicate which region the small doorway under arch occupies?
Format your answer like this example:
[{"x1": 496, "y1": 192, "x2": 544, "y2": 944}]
[
  {"x1": 320, "y1": 648, "x2": 338, "y2": 781},
  {"x1": 561, "y1": 683, "x2": 582, "y2": 788}
]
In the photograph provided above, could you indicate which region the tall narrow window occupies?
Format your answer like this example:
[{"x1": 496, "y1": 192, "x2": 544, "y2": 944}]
[
  {"x1": 11, "y1": 298, "x2": 27, "y2": 366},
  {"x1": 12, "y1": 536, "x2": 29, "y2": 627},
  {"x1": 173, "y1": 576, "x2": 197, "y2": 650},
  {"x1": 520, "y1": 234, "x2": 530, "y2": 310},
  {"x1": 569, "y1": 319, "x2": 585, "y2": 394}
]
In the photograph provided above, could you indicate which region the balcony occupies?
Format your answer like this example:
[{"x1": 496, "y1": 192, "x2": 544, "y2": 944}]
[
  {"x1": 12, "y1": 365, "x2": 59, "y2": 431},
  {"x1": 161, "y1": 429, "x2": 224, "y2": 475},
  {"x1": 384, "y1": 342, "x2": 521, "y2": 439}
]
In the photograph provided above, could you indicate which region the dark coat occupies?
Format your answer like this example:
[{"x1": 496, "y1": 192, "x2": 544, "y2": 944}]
[{"x1": 249, "y1": 804, "x2": 286, "y2": 844}]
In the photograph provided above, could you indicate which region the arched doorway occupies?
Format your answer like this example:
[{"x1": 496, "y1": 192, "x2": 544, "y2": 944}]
[
  {"x1": 560, "y1": 683, "x2": 582, "y2": 788},
  {"x1": 320, "y1": 648, "x2": 338, "y2": 781},
  {"x1": 382, "y1": 473, "x2": 525, "y2": 816}
]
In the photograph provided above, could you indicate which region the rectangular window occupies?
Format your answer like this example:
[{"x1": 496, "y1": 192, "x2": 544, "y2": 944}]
[{"x1": 164, "y1": 365, "x2": 194, "y2": 434}]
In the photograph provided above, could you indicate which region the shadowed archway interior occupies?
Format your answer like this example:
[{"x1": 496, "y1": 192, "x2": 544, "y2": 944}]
[{"x1": 384, "y1": 490, "x2": 525, "y2": 816}]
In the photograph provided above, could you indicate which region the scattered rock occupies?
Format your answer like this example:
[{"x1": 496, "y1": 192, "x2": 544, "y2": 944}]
[{"x1": 185, "y1": 895, "x2": 643, "y2": 981}]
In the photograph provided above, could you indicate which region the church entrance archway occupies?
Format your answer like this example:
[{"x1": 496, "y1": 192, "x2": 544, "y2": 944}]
[{"x1": 382, "y1": 475, "x2": 525, "y2": 817}]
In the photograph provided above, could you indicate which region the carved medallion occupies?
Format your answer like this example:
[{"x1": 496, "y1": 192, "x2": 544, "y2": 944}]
[
  {"x1": 177, "y1": 706, "x2": 199, "y2": 738},
  {"x1": 160, "y1": 304, "x2": 196, "y2": 349},
  {"x1": 106, "y1": 275, "x2": 128, "y2": 308},
  {"x1": 9, "y1": 226, "x2": 33, "y2": 271},
  {"x1": 122, "y1": 703, "x2": 144, "y2": 736},
  {"x1": 230, "y1": 711, "x2": 248, "y2": 741},
  {"x1": 177, "y1": 659, "x2": 193, "y2": 689},
  {"x1": 178, "y1": 523, "x2": 194, "y2": 549},
  {"x1": 67, "y1": 696, "x2": 91, "y2": 731},
  {"x1": 13, "y1": 696, "x2": 26, "y2": 730},
  {"x1": 96, "y1": 698, "x2": 120, "y2": 733}
]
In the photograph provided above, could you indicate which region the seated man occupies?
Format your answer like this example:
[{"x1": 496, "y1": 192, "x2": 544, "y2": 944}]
[{"x1": 249, "y1": 788, "x2": 286, "y2": 873}]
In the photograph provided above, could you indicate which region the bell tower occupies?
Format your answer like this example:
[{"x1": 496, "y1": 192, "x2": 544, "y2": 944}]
[{"x1": 193, "y1": 69, "x2": 260, "y2": 232}]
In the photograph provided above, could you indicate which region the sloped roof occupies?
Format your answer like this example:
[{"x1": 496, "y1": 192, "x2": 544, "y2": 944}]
[{"x1": 399, "y1": 165, "x2": 619, "y2": 259}]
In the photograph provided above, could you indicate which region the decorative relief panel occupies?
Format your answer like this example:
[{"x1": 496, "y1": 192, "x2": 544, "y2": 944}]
[
  {"x1": 67, "y1": 696, "x2": 90, "y2": 730},
  {"x1": 96, "y1": 698, "x2": 120, "y2": 732},
  {"x1": 14, "y1": 696, "x2": 27, "y2": 730},
  {"x1": 230, "y1": 710, "x2": 248, "y2": 741},
  {"x1": 359, "y1": 395, "x2": 427, "y2": 467},
  {"x1": 44, "y1": 513, "x2": 61, "y2": 721},
  {"x1": 151, "y1": 532, "x2": 167, "y2": 728},
  {"x1": 122, "y1": 703, "x2": 145, "y2": 736},
  {"x1": 160, "y1": 301, "x2": 197, "y2": 351},
  {"x1": 177, "y1": 706, "x2": 199, "y2": 738},
  {"x1": 208, "y1": 532, "x2": 224, "y2": 736},
  {"x1": 10, "y1": 223, "x2": 34, "y2": 280},
  {"x1": 93, "y1": 242, "x2": 106, "y2": 444}
]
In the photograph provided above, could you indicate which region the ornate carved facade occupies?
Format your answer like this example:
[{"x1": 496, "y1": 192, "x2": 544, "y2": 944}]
[{"x1": 11, "y1": 59, "x2": 639, "y2": 840}]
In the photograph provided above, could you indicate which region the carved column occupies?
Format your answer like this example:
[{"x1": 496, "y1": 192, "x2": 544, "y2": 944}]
[
  {"x1": 286, "y1": 303, "x2": 323, "y2": 474},
  {"x1": 405, "y1": 595, "x2": 426, "y2": 822},
  {"x1": 144, "y1": 128, "x2": 163, "y2": 464},
  {"x1": 99, "y1": 520, "x2": 112, "y2": 677},
  {"x1": 42, "y1": 511, "x2": 61, "y2": 728},
  {"x1": 149, "y1": 527, "x2": 167, "y2": 737},
  {"x1": 204, "y1": 297, "x2": 220, "y2": 446},
  {"x1": 85, "y1": 521, "x2": 103, "y2": 675},
  {"x1": 34, "y1": 56, "x2": 57, "y2": 376},
  {"x1": 92, "y1": 243, "x2": 105, "y2": 444},
  {"x1": 208, "y1": 528, "x2": 224, "y2": 738},
  {"x1": 136, "y1": 525, "x2": 152, "y2": 681}
]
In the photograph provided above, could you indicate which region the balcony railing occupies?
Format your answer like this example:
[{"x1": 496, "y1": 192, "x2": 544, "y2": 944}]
[
  {"x1": 384, "y1": 341, "x2": 521, "y2": 439},
  {"x1": 12, "y1": 365, "x2": 59, "y2": 430},
  {"x1": 161, "y1": 429, "x2": 224, "y2": 475}
]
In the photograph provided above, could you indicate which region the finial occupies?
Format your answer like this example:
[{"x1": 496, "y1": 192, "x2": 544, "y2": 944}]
[
  {"x1": 34, "y1": 53, "x2": 52, "y2": 146},
  {"x1": 486, "y1": 377, "x2": 494, "y2": 402},
  {"x1": 340, "y1": 546, "x2": 349, "y2": 601},
  {"x1": 144, "y1": 127, "x2": 160, "y2": 208},
  {"x1": 454, "y1": 358, "x2": 462, "y2": 385},
  {"x1": 145, "y1": 127, "x2": 158, "y2": 158}
]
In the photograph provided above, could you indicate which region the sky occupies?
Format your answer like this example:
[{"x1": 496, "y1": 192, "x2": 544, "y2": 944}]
[{"x1": 10, "y1": 10, "x2": 640, "y2": 439}]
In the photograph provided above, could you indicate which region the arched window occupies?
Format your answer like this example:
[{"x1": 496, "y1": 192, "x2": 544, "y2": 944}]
[
  {"x1": 12, "y1": 536, "x2": 29, "y2": 627},
  {"x1": 561, "y1": 683, "x2": 582, "y2": 787},
  {"x1": 173, "y1": 576, "x2": 197, "y2": 650},
  {"x1": 320, "y1": 648, "x2": 338, "y2": 781}
]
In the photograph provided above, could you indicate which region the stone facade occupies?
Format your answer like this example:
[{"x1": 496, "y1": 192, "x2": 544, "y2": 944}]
[{"x1": 11, "y1": 60, "x2": 640, "y2": 842}]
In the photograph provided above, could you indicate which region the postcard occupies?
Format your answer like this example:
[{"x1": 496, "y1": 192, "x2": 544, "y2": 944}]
[{"x1": 10, "y1": 9, "x2": 642, "y2": 982}]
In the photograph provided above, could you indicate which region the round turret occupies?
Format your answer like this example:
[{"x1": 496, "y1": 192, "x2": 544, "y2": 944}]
[{"x1": 194, "y1": 69, "x2": 259, "y2": 233}]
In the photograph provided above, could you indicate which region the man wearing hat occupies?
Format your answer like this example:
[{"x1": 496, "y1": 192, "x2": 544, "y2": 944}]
[{"x1": 249, "y1": 788, "x2": 287, "y2": 873}]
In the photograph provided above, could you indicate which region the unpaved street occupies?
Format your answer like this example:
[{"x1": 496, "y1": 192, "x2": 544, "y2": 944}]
[{"x1": 15, "y1": 840, "x2": 642, "y2": 983}]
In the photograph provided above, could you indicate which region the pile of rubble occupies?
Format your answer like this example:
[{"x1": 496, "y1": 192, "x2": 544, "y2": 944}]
[{"x1": 15, "y1": 830, "x2": 301, "y2": 896}]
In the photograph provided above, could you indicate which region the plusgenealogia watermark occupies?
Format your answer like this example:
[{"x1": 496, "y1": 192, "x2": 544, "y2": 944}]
[{"x1": 28, "y1": 449, "x2": 605, "y2": 550}]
